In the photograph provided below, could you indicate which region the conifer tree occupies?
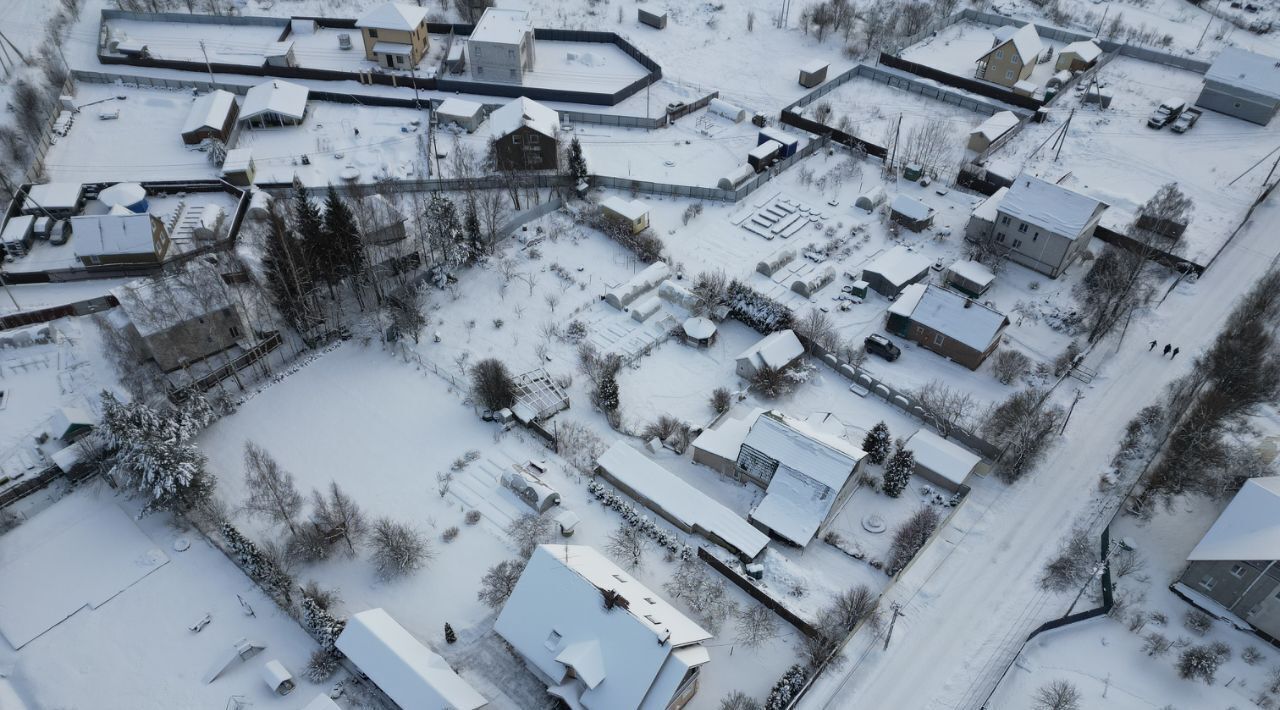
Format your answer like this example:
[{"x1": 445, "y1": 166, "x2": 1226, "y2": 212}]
[
  {"x1": 444, "y1": 622, "x2": 457, "y2": 644},
  {"x1": 567, "y1": 136, "x2": 589, "y2": 184},
  {"x1": 883, "y1": 443, "x2": 915, "y2": 498},
  {"x1": 861, "y1": 421, "x2": 892, "y2": 465},
  {"x1": 322, "y1": 186, "x2": 365, "y2": 280}
]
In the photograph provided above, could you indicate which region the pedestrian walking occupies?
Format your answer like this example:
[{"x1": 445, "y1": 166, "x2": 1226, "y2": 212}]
[
  {"x1": 1149, "y1": 340, "x2": 1158, "y2": 351},
  {"x1": 1172, "y1": 347, "x2": 1180, "y2": 360},
  {"x1": 1163, "y1": 343, "x2": 1172, "y2": 357}
]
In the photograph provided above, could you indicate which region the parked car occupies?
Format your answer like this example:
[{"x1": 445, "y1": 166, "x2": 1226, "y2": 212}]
[
  {"x1": 1147, "y1": 98, "x2": 1187, "y2": 129},
  {"x1": 665, "y1": 101, "x2": 686, "y2": 114},
  {"x1": 1171, "y1": 107, "x2": 1202, "y2": 133},
  {"x1": 864, "y1": 333, "x2": 901, "y2": 362}
]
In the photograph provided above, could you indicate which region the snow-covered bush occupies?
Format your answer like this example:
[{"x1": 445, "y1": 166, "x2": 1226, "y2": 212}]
[
  {"x1": 663, "y1": 558, "x2": 735, "y2": 632},
  {"x1": 302, "y1": 592, "x2": 346, "y2": 650},
  {"x1": 991, "y1": 349, "x2": 1032, "y2": 385},
  {"x1": 765, "y1": 665, "x2": 808, "y2": 710},
  {"x1": 1183, "y1": 609, "x2": 1213, "y2": 636},
  {"x1": 588, "y1": 481, "x2": 693, "y2": 560},
  {"x1": 305, "y1": 649, "x2": 340, "y2": 682},
  {"x1": 221, "y1": 522, "x2": 292, "y2": 602},
  {"x1": 710, "y1": 387, "x2": 732, "y2": 414},
  {"x1": 1176, "y1": 643, "x2": 1224, "y2": 684},
  {"x1": 470, "y1": 358, "x2": 516, "y2": 411},
  {"x1": 370, "y1": 518, "x2": 432, "y2": 581},
  {"x1": 861, "y1": 422, "x2": 891, "y2": 465},
  {"x1": 726, "y1": 280, "x2": 795, "y2": 334},
  {"x1": 506, "y1": 513, "x2": 553, "y2": 559},
  {"x1": 886, "y1": 506, "x2": 941, "y2": 575}
]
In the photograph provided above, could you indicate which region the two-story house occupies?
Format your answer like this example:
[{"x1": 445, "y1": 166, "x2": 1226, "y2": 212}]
[
  {"x1": 975, "y1": 24, "x2": 1042, "y2": 88},
  {"x1": 468, "y1": 8, "x2": 535, "y2": 85},
  {"x1": 983, "y1": 174, "x2": 1107, "y2": 278},
  {"x1": 489, "y1": 96, "x2": 560, "y2": 171},
  {"x1": 356, "y1": 2, "x2": 430, "y2": 69}
]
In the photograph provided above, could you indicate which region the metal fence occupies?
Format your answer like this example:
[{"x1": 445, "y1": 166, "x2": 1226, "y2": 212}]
[
  {"x1": 698, "y1": 547, "x2": 819, "y2": 638},
  {"x1": 878, "y1": 53, "x2": 1044, "y2": 111},
  {"x1": 21, "y1": 76, "x2": 78, "y2": 183}
]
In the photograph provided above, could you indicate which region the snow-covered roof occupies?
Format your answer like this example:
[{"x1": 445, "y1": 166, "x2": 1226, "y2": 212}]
[
  {"x1": 947, "y1": 260, "x2": 995, "y2": 288},
  {"x1": 904, "y1": 429, "x2": 981, "y2": 488},
  {"x1": 600, "y1": 196, "x2": 648, "y2": 222},
  {"x1": 1, "y1": 215, "x2": 33, "y2": 243},
  {"x1": 1061, "y1": 40, "x2": 1102, "y2": 63},
  {"x1": 300, "y1": 695, "x2": 341, "y2": 710},
  {"x1": 494, "y1": 545, "x2": 711, "y2": 710},
  {"x1": 736, "y1": 329, "x2": 804, "y2": 372},
  {"x1": 436, "y1": 97, "x2": 483, "y2": 119},
  {"x1": 890, "y1": 194, "x2": 933, "y2": 222},
  {"x1": 984, "y1": 24, "x2": 1042, "y2": 63},
  {"x1": 864, "y1": 245, "x2": 931, "y2": 287},
  {"x1": 240, "y1": 80, "x2": 308, "y2": 122},
  {"x1": 97, "y1": 182, "x2": 146, "y2": 209},
  {"x1": 222, "y1": 148, "x2": 254, "y2": 174},
  {"x1": 265, "y1": 41, "x2": 293, "y2": 59},
  {"x1": 49, "y1": 406, "x2": 93, "y2": 439},
  {"x1": 751, "y1": 467, "x2": 834, "y2": 546},
  {"x1": 749, "y1": 140, "x2": 783, "y2": 160},
  {"x1": 70, "y1": 214, "x2": 158, "y2": 258},
  {"x1": 998, "y1": 174, "x2": 1105, "y2": 238},
  {"x1": 742, "y1": 411, "x2": 865, "y2": 491},
  {"x1": 971, "y1": 111, "x2": 1019, "y2": 141},
  {"x1": 335, "y1": 608, "x2": 486, "y2": 710},
  {"x1": 489, "y1": 96, "x2": 559, "y2": 139},
  {"x1": 596, "y1": 441, "x2": 769, "y2": 558},
  {"x1": 759, "y1": 127, "x2": 799, "y2": 148},
  {"x1": 111, "y1": 270, "x2": 233, "y2": 338},
  {"x1": 971, "y1": 186, "x2": 1008, "y2": 223},
  {"x1": 1205, "y1": 47, "x2": 1280, "y2": 100},
  {"x1": 181, "y1": 90, "x2": 237, "y2": 136},
  {"x1": 470, "y1": 8, "x2": 533, "y2": 45},
  {"x1": 24, "y1": 182, "x2": 83, "y2": 212},
  {"x1": 356, "y1": 3, "x2": 429, "y2": 31},
  {"x1": 801, "y1": 60, "x2": 828, "y2": 74},
  {"x1": 692, "y1": 408, "x2": 765, "y2": 463},
  {"x1": 888, "y1": 284, "x2": 1008, "y2": 352},
  {"x1": 682, "y1": 316, "x2": 715, "y2": 340},
  {"x1": 371, "y1": 41, "x2": 414, "y2": 56},
  {"x1": 1188, "y1": 477, "x2": 1280, "y2": 561}
]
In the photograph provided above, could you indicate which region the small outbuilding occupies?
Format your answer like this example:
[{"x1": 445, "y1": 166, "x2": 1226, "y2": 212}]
[
  {"x1": 23, "y1": 182, "x2": 84, "y2": 218},
  {"x1": 1, "y1": 215, "x2": 35, "y2": 257},
  {"x1": 97, "y1": 182, "x2": 148, "y2": 213},
  {"x1": 945, "y1": 259, "x2": 995, "y2": 297},
  {"x1": 638, "y1": 7, "x2": 668, "y2": 29},
  {"x1": 748, "y1": 140, "x2": 783, "y2": 172},
  {"x1": 435, "y1": 98, "x2": 484, "y2": 133},
  {"x1": 71, "y1": 213, "x2": 171, "y2": 268},
  {"x1": 599, "y1": 196, "x2": 650, "y2": 234},
  {"x1": 221, "y1": 148, "x2": 256, "y2": 187},
  {"x1": 336, "y1": 608, "x2": 487, "y2": 710},
  {"x1": 861, "y1": 244, "x2": 931, "y2": 298},
  {"x1": 681, "y1": 316, "x2": 717, "y2": 347},
  {"x1": 264, "y1": 41, "x2": 297, "y2": 68},
  {"x1": 886, "y1": 283, "x2": 1009, "y2": 370},
  {"x1": 904, "y1": 429, "x2": 981, "y2": 492},
  {"x1": 1055, "y1": 40, "x2": 1102, "y2": 72},
  {"x1": 799, "y1": 60, "x2": 829, "y2": 88},
  {"x1": 49, "y1": 406, "x2": 94, "y2": 442},
  {"x1": 181, "y1": 90, "x2": 239, "y2": 145},
  {"x1": 758, "y1": 127, "x2": 799, "y2": 158},
  {"x1": 735, "y1": 329, "x2": 804, "y2": 380},
  {"x1": 238, "y1": 80, "x2": 309, "y2": 128},
  {"x1": 1197, "y1": 46, "x2": 1280, "y2": 125},
  {"x1": 889, "y1": 194, "x2": 935, "y2": 232},
  {"x1": 708, "y1": 98, "x2": 747, "y2": 123},
  {"x1": 966, "y1": 111, "x2": 1020, "y2": 153}
]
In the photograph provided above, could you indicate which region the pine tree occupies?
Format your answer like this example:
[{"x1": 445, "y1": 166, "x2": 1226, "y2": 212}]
[
  {"x1": 99, "y1": 391, "x2": 215, "y2": 515},
  {"x1": 292, "y1": 186, "x2": 324, "y2": 279},
  {"x1": 302, "y1": 592, "x2": 347, "y2": 650},
  {"x1": 262, "y1": 209, "x2": 313, "y2": 330},
  {"x1": 463, "y1": 200, "x2": 484, "y2": 263},
  {"x1": 567, "y1": 136, "x2": 589, "y2": 184},
  {"x1": 444, "y1": 622, "x2": 457, "y2": 644},
  {"x1": 424, "y1": 195, "x2": 463, "y2": 267},
  {"x1": 322, "y1": 186, "x2": 365, "y2": 280},
  {"x1": 861, "y1": 421, "x2": 891, "y2": 465},
  {"x1": 597, "y1": 371, "x2": 620, "y2": 411},
  {"x1": 883, "y1": 444, "x2": 914, "y2": 498}
]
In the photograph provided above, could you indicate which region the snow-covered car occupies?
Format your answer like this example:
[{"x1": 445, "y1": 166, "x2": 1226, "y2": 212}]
[
  {"x1": 865, "y1": 334, "x2": 901, "y2": 362},
  {"x1": 1171, "y1": 108, "x2": 1202, "y2": 134},
  {"x1": 1147, "y1": 97, "x2": 1187, "y2": 129}
]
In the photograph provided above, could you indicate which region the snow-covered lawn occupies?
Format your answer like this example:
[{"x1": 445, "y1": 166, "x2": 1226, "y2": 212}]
[
  {"x1": 0, "y1": 487, "x2": 325, "y2": 710},
  {"x1": 989, "y1": 496, "x2": 1276, "y2": 709},
  {"x1": 797, "y1": 75, "x2": 991, "y2": 149}
]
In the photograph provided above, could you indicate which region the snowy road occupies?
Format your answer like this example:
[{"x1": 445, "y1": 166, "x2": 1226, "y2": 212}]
[{"x1": 798, "y1": 189, "x2": 1280, "y2": 710}]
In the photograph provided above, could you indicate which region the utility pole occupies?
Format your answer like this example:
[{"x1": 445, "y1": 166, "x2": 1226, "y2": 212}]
[
  {"x1": 882, "y1": 602, "x2": 904, "y2": 651},
  {"x1": 888, "y1": 114, "x2": 902, "y2": 174},
  {"x1": 1198, "y1": 0, "x2": 1225, "y2": 48},
  {"x1": 1059, "y1": 389, "x2": 1084, "y2": 434},
  {"x1": 0, "y1": 30, "x2": 27, "y2": 63},
  {"x1": 198, "y1": 40, "x2": 216, "y2": 87},
  {"x1": 1053, "y1": 109, "x2": 1074, "y2": 161}
]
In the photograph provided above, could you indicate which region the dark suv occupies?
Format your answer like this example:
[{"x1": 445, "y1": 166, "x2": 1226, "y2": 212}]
[{"x1": 865, "y1": 334, "x2": 901, "y2": 362}]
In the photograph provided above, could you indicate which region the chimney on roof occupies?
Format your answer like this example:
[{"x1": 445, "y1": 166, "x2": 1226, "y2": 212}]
[{"x1": 964, "y1": 298, "x2": 973, "y2": 308}]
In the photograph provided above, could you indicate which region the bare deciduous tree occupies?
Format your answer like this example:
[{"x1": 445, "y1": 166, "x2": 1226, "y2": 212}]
[
  {"x1": 242, "y1": 441, "x2": 304, "y2": 535},
  {"x1": 506, "y1": 513, "x2": 552, "y2": 558},
  {"x1": 1032, "y1": 680, "x2": 1081, "y2": 710},
  {"x1": 310, "y1": 482, "x2": 369, "y2": 556},
  {"x1": 477, "y1": 558, "x2": 527, "y2": 608},
  {"x1": 735, "y1": 604, "x2": 779, "y2": 648},
  {"x1": 470, "y1": 358, "x2": 516, "y2": 411},
  {"x1": 370, "y1": 517, "x2": 432, "y2": 580},
  {"x1": 606, "y1": 523, "x2": 650, "y2": 570},
  {"x1": 912, "y1": 379, "x2": 976, "y2": 436}
]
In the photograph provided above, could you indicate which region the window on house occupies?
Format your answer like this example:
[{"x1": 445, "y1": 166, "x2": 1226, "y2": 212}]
[
  {"x1": 509, "y1": 69, "x2": 517, "y2": 80},
  {"x1": 1018, "y1": 223, "x2": 1028, "y2": 233},
  {"x1": 1005, "y1": 70, "x2": 1015, "y2": 80},
  {"x1": 1000, "y1": 215, "x2": 1009, "y2": 225},
  {"x1": 1231, "y1": 564, "x2": 1247, "y2": 578},
  {"x1": 996, "y1": 232, "x2": 1006, "y2": 243},
  {"x1": 545, "y1": 630, "x2": 562, "y2": 650},
  {"x1": 512, "y1": 134, "x2": 522, "y2": 144},
  {"x1": 230, "y1": 325, "x2": 242, "y2": 338},
  {"x1": 933, "y1": 333, "x2": 945, "y2": 346},
  {"x1": 1012, "y1": 239, "x2": 1023, "y2": 248},
  {"x1": 477, "y1": 66, "x2": 485, "y2": 75},
  {"x1": 1200, "y1": 575, "x2": 1217, "y2": 591},
  {"x1": 369, "y1": 29, "x2": 378, "y2": 38},
  {"x1": 995, "y1": 49, "x2": 1004, "y2": 60},
  {"x1": 508, "y1": 49, "x2": 516, "y2": 59}
]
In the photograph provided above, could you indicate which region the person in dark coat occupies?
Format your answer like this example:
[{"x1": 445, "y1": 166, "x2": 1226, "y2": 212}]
[
  {"x1": 1163, "y1": 343, "x2": 1172, "y2": 357},
  {"x1": 1149, "y1": 340, "x2": 1158, "y2": 351},
  {"x1": 1172, "y1": 347, "x2": 1180, "y2": 359}
]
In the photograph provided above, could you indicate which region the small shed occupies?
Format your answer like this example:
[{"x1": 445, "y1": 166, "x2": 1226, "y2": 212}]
[
  {"x1": 50, "y1": 406, "x2": 94, "y2": 442},
  {"x1": 966, "y1": 111, "x2": 1020, "y2": 153},
  {"x1": 23, "y1": 182, "x2": 84, "y2": 218},
  {"x1": 221, "y1": 149, "x2": 256, "y2": 186},
  {"x1": 861, "y1": 245, "x2": 931, "y2": 298},
  {"x1": 1197, "y1": 46, "x2": 1280, "y2": 125},
  {"x1": 718, "y1": 164, "x2": 755, "y2": 190},
  {"x1": 904, "y1": 429, "x2": 981, "y2": 492},
  {"x1": 436, "y1": 98, "x2": 484, "y2": 133},
  {"x1": 945, "y1": 260, "x2": 996, "y2": 297},
  {"x1": 708, "y1": 98, "x2": 747, "y2": 123},
  {"x1": 855, "y1": 186, "x2": 887, "y2": 212},
  {"x1": 1055, "y1": 40, "x2": 1102, "y2": 72},
  {"x1": 264, "y1": 41, "x2": 297, "y2": 68},
  {"x1": 736, "y1": 329, "x2": 804, "y2": 379},
  {"x1": 181, "y1": 90, "x2": 239, "y2": 145},
  {"x1": 799, "y1": 60, "x2": 829, "y2": 88},
  {"x1": 758, "y1": 127, "x2": 799, "y2": 157},
  {"x1": 261, "y1": 660, "x2": 295, "y2": 696},
  {"x1": 1, "y1": 215, "x2": 35, "y2": 257},
  {"x1": 239, "y1": 80, "x2": 309, "y2": 128},
  {"x1": 1012, "y1": 79, "x2": 1038, "y2": 98},
  {"x1": 681, "y1": 316, "x2": 717, "y2": 347},
  {"x1": 604, "y1": 261, "x2": 670, "y2": 310},
  {"x1": 501, "y1": 463, "x2": 562, "y2": 513},
  {"x1": 748, "y1": 140, "x2": 783, "y2": 171},
  {"x1": 638, "y1": 8, "x2": 667, "y2": 29},
  {"x1": 889, "y1": 194, "x2": 935, "y2": 232},
  {"x1": 599, "y1": 196, "x2": 649, "y2": 234}
]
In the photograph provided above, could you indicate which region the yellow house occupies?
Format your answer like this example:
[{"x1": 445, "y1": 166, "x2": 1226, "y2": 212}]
[
  {"x1": 975, "y1": 24, "x2": 1043, "y2": 88},
  {"x1": 356, "y1": 3, "x2": 430, "y2": 69}
]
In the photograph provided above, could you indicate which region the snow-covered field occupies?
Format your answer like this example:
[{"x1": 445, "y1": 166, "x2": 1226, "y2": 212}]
[{"x1": 798, "y1": 75, "x2": 991, "y2": 150}]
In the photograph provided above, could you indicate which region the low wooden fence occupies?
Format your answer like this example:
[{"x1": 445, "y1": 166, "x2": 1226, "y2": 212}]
[{"x1": 698, "y1": 547, "x2": 819, "y2": 638}]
